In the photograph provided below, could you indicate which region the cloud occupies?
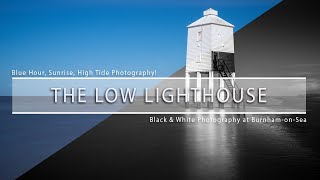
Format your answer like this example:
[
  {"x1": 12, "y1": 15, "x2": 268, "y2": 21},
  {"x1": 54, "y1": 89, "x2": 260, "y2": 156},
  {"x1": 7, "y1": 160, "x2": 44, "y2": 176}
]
[
  {"x1": 283, "y1": 63, "x2": 320, "y2": 79},
  {"x1": 288, "y1": 63, "x2": 320, "y2": 69},
  {"x1": 283, "y1": 64, "x2": 320, "y2": 94},
  {"x1": 307, "y1": 78, "x2": 320, "y2": 94}
]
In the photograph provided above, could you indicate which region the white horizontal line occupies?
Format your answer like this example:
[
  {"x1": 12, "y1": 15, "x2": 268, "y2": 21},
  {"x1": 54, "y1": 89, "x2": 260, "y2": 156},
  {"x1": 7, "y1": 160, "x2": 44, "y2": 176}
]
[
  {"x1": 12, "y1": 112, "x2": 306, "y2": 115},
  {"x1": 12, "y1": 77, "x2": 306, "y2": 80}
]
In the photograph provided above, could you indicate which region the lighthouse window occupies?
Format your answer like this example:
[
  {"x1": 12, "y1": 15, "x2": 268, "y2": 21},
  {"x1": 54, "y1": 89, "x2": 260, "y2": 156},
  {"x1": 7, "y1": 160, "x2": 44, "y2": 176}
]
[
  {"x1": 197, "y1": 31, "x2": 202, "y2": 42},
  {"x1": 196, "y1": 54, "x2": 202, "y2": 63}
]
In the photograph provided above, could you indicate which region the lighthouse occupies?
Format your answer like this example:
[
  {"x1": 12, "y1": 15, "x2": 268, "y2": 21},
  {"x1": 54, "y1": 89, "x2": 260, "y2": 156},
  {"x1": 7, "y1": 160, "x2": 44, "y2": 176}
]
[{"x1": 185, "y1": 8, "x2": 236, "y2": 108}]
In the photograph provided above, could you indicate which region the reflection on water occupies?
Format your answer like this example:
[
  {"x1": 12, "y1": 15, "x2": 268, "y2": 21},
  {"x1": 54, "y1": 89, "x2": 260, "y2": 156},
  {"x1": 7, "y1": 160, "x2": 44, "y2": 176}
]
[
  {"x1": 183, "y1": 113, "x2": 244, "y2": 179},
  {"x1": 181, "y1": 112, "x2": 320, "y2": 179}
]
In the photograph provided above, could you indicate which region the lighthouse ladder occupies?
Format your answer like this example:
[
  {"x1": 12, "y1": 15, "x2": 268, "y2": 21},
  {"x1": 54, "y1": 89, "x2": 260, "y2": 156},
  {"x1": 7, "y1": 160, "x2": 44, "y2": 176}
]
[{"x1": 212, "y1": 52, "x2": 244, "y2": 108}]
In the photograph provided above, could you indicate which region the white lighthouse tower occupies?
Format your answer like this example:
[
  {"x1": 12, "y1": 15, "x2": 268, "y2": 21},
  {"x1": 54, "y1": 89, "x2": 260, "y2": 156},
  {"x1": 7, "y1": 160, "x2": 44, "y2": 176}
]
[{"x1": 185, "y1": 8, "x2": 236, "y2": 108}]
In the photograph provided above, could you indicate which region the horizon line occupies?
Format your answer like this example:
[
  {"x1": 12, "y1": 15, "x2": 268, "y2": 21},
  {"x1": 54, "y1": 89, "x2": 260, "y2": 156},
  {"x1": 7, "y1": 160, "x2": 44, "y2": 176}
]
[
  {"x1": 12, "y1": 112, "x2": 307, "y2": 115},
  {"x1": 12, "y1": 77, "x2": 307, "y2": 80}
]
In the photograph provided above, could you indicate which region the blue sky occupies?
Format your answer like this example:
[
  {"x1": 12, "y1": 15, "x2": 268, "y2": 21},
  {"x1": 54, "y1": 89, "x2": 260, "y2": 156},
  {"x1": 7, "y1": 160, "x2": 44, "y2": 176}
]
[{"x1": 0, "y1": 0, "x2": 281, "y2": 95}]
